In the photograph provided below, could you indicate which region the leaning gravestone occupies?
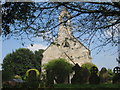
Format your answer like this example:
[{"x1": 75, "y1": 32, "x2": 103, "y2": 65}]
[
  {"x1": 99, "y1": 67, "x2": 108, "y2": 83},
  {"x1": 112, "y1": 66, "x2": 120, "y2": 84},
  {"x1": 89, "y1": 66, "x2": 100, "y2": 84},
  {"x1": 71, "y1": 63, "x2": 90, "y2": 84}
]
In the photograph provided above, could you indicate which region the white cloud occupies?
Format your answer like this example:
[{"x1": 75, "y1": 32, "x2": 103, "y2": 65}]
[{"x1": 26, "y1": 44, "x2": 47, "y2": 52}]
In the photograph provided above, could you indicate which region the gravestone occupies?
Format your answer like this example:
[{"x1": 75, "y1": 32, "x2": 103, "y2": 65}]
[
  {"x1": 71, "y1": 63, "x2": 90, "y2": 84},
  {"x1": 82, "y1": 68, "x2": 90, "y2": 84},
  {"x1": 113, "y1": 66, "x2": 120, "y2": 84},
  {"x1": 26, "y1": 70, "x2": 39, "y2": 88},
  {"x1": 46, "y1": 69, "x2": 54, "y2": 87},
  {"x1": 90, "y1": 66, "x2": 98, "y2": 74},
  {"x1": 99, "y1": 67, "x2": 108, "y2": 83},
  {"x1": 89, "y1": 66, "x2": 100, "y2": 84},
  {"x1": 71, "y1": 63, "x2": 82, "y2": 84}
]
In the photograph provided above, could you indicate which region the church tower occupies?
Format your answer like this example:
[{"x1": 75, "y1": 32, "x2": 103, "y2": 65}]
[
  {"x1": 42, "y1": 8, "x2": 92, "y2": 66},
  {"x1": 58, "y1": 8, "x2": 72, "y2": 37}
]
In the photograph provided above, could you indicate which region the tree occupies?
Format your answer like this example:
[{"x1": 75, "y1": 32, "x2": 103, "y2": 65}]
[
  {"x1": 2, "y1": 2, "x2": 36, "y2": 37},
  {"x1": 45, "y1": 58, "x2": 73, "y2": 84},
  {"x1": 116, "y1": 56, "x2": 120, "y2": 66},
  {"x1": 2, "y1": 2, "x2": 120, "y2": 49},
  {"x1": 34, "y1": 49, "x2": 44, "y2": 72},
  {"x1": 2, "y1": 48, "x2": 43, "y2": 76}
]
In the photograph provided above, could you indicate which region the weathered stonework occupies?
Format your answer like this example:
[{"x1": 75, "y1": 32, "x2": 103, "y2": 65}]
[{"x1": 42, "y1": 8, "x2": 92, "y2": 66}]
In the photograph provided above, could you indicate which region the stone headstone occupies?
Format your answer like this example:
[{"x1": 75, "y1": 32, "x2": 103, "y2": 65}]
[
  {"x1": 82, "y1": 68, "x2": 90, "y2": 84},
  {"x1": 26, "y1": 70, "x2": 39, "y2": 88},
  {"x1": 71, "y1": 63, "x2": 90, "y2": 84},
  {"x1": 71, "y1": 64, "x2": 83, "y2": 84},
  {"x1": 113, "y1": 66, "x2": 120, "y2": 84},
  {"x1": 90, "y1": 66, "x2": 98, "y2": 74},
  {"x1": 89, "y1": 66, "x2": 100, "y2": 84},
  {"x1": 46, "y1": 69, "x2": 54, "y2": 87},
  {"x1": 99, "y1": 67, "x2": 108, "y2": 83}
]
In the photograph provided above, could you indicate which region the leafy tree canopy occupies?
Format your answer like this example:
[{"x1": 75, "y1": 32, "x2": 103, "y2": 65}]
[
  {"x1": 2, "y1": 2, "x2": 120, "y2": 49},
  {"x1": 2, "y1": 48, "x2": 44, "y2": 76},
  {"x1": 34, "y1": 49, "x2": 44, "y2": 72}
]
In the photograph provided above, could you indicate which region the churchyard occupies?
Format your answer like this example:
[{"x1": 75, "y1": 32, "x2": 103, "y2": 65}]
[
  {"x1": 2, "y1": 59, "x2": 120, "y2": 89},
  {"x1": 2, "y1": 1, "x2": 120, "y2": 89}
]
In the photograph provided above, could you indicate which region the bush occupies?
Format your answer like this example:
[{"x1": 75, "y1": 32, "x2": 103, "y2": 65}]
[
  {"x1": 2, "y1": 70, "x2": 14, "y2": 82},
  {"x1": 107, "y1": 69, "x2": 114, "y2": 83},
  {"x1": 81, "y1": 62, "x2": 97, "y2": 71},
  {"x1": 45, "y1": 58, "x2": 73, "y2": 84},
  {"x1": 14, "y1": 75, "x2": 22, "y2": 79}
]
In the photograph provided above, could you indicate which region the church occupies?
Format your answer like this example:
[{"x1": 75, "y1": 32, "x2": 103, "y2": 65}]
[{"x1": 42, "y1": 8, "x2": 92, "y2": 66}]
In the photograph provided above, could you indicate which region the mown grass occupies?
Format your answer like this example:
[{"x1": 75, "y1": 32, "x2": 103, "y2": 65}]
[{"x1": 54, "y1": 83, "x2": 120, "y2": 89}]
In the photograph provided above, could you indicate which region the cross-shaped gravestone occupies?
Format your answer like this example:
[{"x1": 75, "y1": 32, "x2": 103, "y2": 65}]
[
  {"x1": 90, "y1": 66, "x2": 98, "y2": 74},
  {"x1": 89, "y1": 66, "x2": 100, "y2": 84},
  {"x1": 112, "y1": 66, "x2": 120, "y2": 84},
  {"x1": 113, "y1": 67, "x2": 120, "y2": 74}
]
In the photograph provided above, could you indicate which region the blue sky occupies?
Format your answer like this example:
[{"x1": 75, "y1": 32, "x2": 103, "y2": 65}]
[
  {"x1": 1, "y1": 36, "x2": 118, "y2": 70},
  {"x1": 1, "y1": 1, "x2": 119, "y2": 70}
]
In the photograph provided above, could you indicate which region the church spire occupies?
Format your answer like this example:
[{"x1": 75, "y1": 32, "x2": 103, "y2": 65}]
[{"x1": 58, "y1": 8, "x2": 72, "y2": 37}]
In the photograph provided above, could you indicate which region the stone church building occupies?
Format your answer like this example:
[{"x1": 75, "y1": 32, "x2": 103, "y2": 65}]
[{"x1": 42, "y1": 8, "x2": 92, "y2": 66}]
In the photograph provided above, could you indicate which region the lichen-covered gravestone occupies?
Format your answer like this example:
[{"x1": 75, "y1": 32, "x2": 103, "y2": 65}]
[
  {"x1": 99, "y1": 67, "x2": 108, "y2": 83},
  {"x1": 89, "y1": 66, "x2": 100, "y2": 84},
  {"x1": 113, "y1": 66, "x2": 120, "y2": 84}
]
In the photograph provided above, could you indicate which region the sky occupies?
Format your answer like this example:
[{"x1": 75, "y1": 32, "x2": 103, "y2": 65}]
[{"x1": 1, "y1": 0, "x2": 119, "y2": 70}]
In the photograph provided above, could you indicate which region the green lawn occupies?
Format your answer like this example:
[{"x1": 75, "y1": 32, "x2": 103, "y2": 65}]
[{"x1": 54, "y1": 84, "x2": 120, "y2": 89}]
